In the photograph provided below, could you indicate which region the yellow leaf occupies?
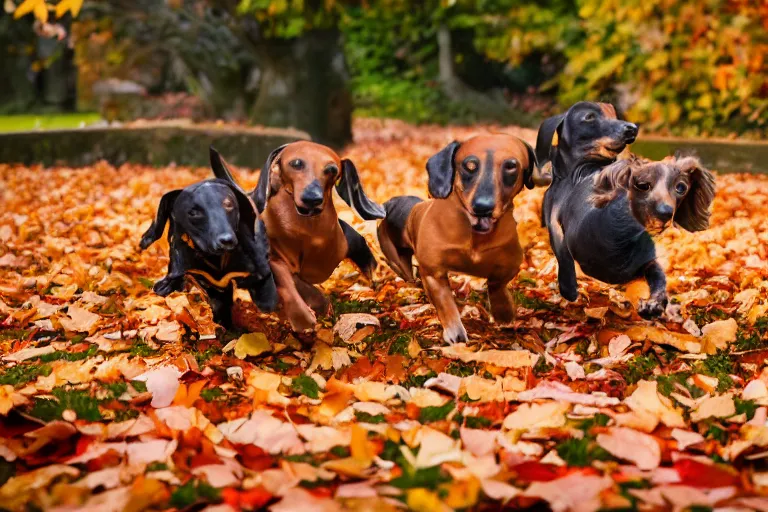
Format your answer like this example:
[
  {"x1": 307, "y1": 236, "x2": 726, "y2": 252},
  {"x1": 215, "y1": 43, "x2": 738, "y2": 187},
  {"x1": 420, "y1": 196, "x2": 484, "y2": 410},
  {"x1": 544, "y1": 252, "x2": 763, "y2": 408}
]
[
  {"x1": 33, "y1": 0, "x2": 47, "y2": 22},
  {"x1": 54, "y1": 0, "x2": 71, "y2": 17},
  {"x1": 172, "y1": 379, "x2": 208, "y2": 407},
  {"x1": 227, "y1": 332, "x2": 271, "y2": 359},
  {"x1": 13, "y1": 0, "x2": 41, "y2": 19},
  {"x1": 441, "y1": 476, "x2": 480, "y2": 509},
  {"x1": 406, "y1": 489, "x2": 446, "y2": 512},
  {"x1": 350, "y1": 424, "x2": 375, "y2": 466}
]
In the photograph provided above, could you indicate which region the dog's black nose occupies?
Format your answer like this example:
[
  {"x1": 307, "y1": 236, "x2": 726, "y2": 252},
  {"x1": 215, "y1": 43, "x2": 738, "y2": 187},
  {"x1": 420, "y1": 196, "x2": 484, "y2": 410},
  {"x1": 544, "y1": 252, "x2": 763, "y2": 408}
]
[
  {"x1": 472, "y1": 197, "x2": 495, "y2": 218},
  {"x1": 300, "y1": 181, "x2": 324, "y2": 209},
  {"x1": 217, "y1": 233, "x2": 237, "y2": 250},
  {"x1": 622, "y1": 123, "x2": 638, "y2": 141},
  {"x1": 655, "y1": 203, "x2": 674, "y2": 222}
]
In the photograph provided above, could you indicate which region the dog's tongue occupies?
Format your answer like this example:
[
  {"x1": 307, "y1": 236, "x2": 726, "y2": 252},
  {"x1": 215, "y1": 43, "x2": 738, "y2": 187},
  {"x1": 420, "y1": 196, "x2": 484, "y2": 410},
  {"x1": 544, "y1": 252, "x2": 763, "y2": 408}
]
[{"x1": 474, "y1": 217, "x2": 494, "y2": 233}]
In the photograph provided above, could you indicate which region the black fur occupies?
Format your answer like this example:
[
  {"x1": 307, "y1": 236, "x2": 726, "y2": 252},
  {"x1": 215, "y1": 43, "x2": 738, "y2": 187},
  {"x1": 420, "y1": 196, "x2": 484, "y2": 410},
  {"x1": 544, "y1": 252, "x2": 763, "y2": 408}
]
[
  {"x1": 340, "y1": 219, "x2": 378, "y2": 279},
  {"x1": 336, "y1": 159, "x2": 387, "y2": 220},
  {"x1": 140, "y1": 179, "x2": 277, "y2": 327},
  {"x1": 426, "y1": 141, "x2": 460, "y2": 199},
  {"x1": 384, "y1": 196, "x2": 423, "y2": 232}
]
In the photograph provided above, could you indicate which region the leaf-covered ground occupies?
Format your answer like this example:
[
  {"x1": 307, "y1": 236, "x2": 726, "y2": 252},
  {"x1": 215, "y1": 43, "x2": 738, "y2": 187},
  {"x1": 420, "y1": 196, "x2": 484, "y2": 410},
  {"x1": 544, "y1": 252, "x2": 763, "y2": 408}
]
[{"x1": 0, "y1": 118, "x2": 767, "y2": 511}]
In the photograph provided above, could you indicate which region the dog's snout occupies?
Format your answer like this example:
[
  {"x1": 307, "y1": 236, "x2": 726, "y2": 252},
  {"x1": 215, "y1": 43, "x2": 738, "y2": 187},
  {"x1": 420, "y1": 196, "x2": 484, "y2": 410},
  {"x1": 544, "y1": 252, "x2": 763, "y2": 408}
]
[
  {"x1": 622, "y1": 123, "x2": 638, "y2": 142},
  {"x1": 300, "y1": 180, "x2": 324, "y2": 208},
  {"x1": 216, "y1": 233, "x2": 237, "y2": 250},
  {"x1": 655, "y1": 203, "x2": 674, "y2": 222},
  {"x1": 472, "y1": 197, "x2": 495, "y2": 217}
]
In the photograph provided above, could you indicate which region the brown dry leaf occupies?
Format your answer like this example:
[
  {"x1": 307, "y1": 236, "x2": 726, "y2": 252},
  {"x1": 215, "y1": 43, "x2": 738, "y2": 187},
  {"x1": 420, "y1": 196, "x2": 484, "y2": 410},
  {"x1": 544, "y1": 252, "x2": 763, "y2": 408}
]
[
  {"x1": 440, "y1": 343, "x2": 536, "y2": 368},
  {"x1": 333, "y1": 313, "x2": 380, "y2": 343},
  {"x1": 700, "y1": 318, "x2": 738, "y2": 354},
  {"x1": 58, "y1": 305, "x2": 100, "y2": 333},
  {"x1": 596, "y1": 427, "x2": 661, "y2": 469},
  {"x1": 691, "y1": 393, "x2": 736, "y2": 422},
  {"x1": 624, "y1": 326, "x2": 700, "y2": 353}
]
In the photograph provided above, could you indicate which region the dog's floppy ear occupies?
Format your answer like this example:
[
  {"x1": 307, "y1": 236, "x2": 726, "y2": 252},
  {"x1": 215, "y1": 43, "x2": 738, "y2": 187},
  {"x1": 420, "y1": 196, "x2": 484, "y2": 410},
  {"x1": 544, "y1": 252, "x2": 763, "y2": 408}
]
[
  {"x1": 336, "y1": 159, "x2": 386, "y2": 220},
  {"x1": 522, "y1": 140, "x2": 538, "y2": 190},
  {"x1": 673, "y1": 156, "x2": 715, "y2": 232},
  {"x1": 591, "y1": 159, "x2": 632, "y2": 208},
  {"x1": 140, "y1": 190, "x2": 182, "y2": 250},
  {"x1": 535, "y1": 113, "x2": 565, "y2": 169},
  {"x1": 426, "y1": 140, "x2": 460, "y2": 199},
  {"x1": 254, "y1": 143, "x2": 288, "y2": 213},
  {"x1": 209, "y1": 147, "x2": 249, "y2": 196}
]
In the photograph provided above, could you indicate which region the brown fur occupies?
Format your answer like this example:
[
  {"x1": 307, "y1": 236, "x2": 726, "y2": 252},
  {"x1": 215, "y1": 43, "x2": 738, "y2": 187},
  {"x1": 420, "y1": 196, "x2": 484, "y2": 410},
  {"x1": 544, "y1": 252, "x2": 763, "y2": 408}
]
[
  {"x1": 259, "y1": 142, "x2": 351, "y2": 330},
  {"x1": 591, "y1": 155, "x2": 715, "y2": 234},
  {"x1": 378, "y1": 134, "x2": 536, "y2": 344}
]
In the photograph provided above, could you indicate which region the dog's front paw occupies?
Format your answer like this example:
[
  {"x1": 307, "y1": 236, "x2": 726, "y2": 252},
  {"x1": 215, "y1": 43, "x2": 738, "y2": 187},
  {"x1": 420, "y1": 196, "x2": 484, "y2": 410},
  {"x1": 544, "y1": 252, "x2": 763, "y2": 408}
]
[
  {"x1": 638, "y1": 296, "x2": 668, "y2": 318},
  {"x1": 287, "y1": 304, "x2": 317, "y2": 332},
  {"x1": 442, "y1": 322, "x2": 468, "y2": 345},
  {"x1": 559, "y1": 283, "x2": 579, "y2": 302},
  {"x1": 153, "y1": 276, "x2": 183, "y2": 296}
]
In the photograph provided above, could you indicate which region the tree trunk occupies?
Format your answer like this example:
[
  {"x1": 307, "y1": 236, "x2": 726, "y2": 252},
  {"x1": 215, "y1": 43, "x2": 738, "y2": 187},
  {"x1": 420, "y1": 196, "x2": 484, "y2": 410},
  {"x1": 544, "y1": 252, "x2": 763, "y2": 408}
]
[{"x1": 248, "y1": 29, "x2": 352, "y2": 149}]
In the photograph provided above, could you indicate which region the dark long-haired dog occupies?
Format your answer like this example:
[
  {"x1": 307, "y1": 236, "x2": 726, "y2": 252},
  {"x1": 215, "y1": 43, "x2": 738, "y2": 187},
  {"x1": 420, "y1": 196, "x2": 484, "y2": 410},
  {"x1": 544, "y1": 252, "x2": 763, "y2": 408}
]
[
  {"x1": 210, "y1": 143, "x2": 385, "y2": 332},
  {"x1": 546, "y1": 150, "x2": 715, "y2": 317},
  {"x1": 377, "y1": 134, "x2": 536, "y2": 343},
  {"x1": 139, "y1": 175, "x2": 278, "y2": 328}
]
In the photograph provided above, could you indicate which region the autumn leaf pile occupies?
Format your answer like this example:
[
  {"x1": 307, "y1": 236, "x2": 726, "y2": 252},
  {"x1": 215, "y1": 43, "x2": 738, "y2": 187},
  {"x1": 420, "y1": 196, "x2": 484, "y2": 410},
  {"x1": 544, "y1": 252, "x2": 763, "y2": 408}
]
[{"x1": 0, "y1": 118, "x2": 767, "y2": 511}]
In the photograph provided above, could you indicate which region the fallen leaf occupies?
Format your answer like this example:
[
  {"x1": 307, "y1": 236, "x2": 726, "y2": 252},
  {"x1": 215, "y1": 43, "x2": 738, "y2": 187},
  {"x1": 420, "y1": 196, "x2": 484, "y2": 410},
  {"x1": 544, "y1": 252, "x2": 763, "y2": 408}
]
[{"x1": 596, "y1": 427, "x2": 661, "y2": 469}]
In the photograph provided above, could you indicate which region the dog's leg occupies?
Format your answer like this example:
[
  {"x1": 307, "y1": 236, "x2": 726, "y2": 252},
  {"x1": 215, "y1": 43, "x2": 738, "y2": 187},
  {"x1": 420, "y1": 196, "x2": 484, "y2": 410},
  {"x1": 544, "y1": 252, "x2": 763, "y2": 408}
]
[
  {"x1": 153, "y1": 244, "x2": 190, "y2": 296},
  {"x1": 637, "y1": 260, "x2": 668, "y2": 318},
  {"x1": 548, "y1": 220, "x2": 578, "y2": 301},
  {"x1": 242, "y1": 274, "x2": 279, "y2": 313},
  {"x1": 340, "y1": 220, "x2": 377, "y2": 281},
  {"x1": 488, "y1": 279, "x2": 515, "y2": 326},
  {"x1": 423, "y1": 272, "x2": 467, "y2": 344},
  {"x1": 271, "y1": 259, "x2": 316, "y2": 331},
  {"x1": 208, "y1": 286, "x2": 234, "y2": 329},
  {"x1": 376, "y1": 218, "x2": 415, "y2": 281},
  {"x1": 294, "y1": 277, "x2": 331, "y2": 316}
]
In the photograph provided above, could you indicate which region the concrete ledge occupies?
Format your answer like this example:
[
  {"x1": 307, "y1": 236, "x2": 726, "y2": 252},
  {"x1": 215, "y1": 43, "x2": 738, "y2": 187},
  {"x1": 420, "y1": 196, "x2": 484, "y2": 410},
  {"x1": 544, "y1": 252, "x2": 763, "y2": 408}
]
[{"x1": 0, "y1": 122, "x2": 310, "y2": 168}]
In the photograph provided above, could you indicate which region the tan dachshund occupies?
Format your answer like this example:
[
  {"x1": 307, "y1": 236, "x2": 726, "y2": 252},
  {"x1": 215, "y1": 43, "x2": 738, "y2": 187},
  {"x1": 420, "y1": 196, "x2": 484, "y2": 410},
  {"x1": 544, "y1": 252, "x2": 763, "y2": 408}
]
[
  {"x1": 377, "y1": 134, "x2": 536, "y2": 343},
  {"x1": 210, "y1": 143, "x2": 384, "y2": 331}
]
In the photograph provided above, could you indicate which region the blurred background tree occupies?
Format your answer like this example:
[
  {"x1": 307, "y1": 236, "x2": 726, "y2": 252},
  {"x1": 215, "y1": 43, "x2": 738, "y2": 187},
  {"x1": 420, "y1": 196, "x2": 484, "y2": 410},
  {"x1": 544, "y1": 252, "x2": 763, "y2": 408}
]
[{"x1": 4, "y1": 0, "x2": 768, "y2": 140}]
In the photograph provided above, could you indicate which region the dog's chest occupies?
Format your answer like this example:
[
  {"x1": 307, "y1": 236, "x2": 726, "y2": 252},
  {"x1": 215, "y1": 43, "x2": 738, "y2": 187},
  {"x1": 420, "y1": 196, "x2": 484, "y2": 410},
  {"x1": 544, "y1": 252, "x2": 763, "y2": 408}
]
[
  {"x1": 267, "y1": 218, "x2": 347, "y2": 283},
  {"x1": 186, "y1": 253, "x2": 250, "y2": 291}
]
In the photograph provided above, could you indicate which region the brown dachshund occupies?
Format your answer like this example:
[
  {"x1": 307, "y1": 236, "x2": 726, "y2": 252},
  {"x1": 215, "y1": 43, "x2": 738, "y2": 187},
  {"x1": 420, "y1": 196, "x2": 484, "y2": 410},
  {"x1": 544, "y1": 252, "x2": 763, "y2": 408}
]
[
  {"x1": 210, "y1": 143, "x2": 385, "y2": 331},
  {"x1": 377, "y1": 134, "x2": 536, "y2": 343}
]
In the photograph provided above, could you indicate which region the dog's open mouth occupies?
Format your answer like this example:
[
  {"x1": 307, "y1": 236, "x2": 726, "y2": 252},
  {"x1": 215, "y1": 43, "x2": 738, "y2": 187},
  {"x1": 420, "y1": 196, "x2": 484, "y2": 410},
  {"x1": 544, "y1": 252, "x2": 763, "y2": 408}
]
[
  {"x1": 295, "y1": 205, "x2": 323, "y2": 217},
  {"x1": 471, "y1": 216, "x2": 495, "y2": 234}
]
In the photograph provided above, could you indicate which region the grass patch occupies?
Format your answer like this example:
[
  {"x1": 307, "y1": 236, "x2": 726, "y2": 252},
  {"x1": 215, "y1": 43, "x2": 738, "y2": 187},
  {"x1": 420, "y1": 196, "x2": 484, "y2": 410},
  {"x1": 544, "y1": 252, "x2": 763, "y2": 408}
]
[
  {"x1": 30, "y1": 387, "x2": 102, "y2": 422},
  {"x1": 556, "y1": 437, "x2": 612, "y2": 467},
  {"x1": 0, "y1": 363, "x2": 51, "y2": 387},
  {"x1": 623, "y1": 355, "x2": 659, "y2": 385},
  {"x1": 169, "y1": 481, "x2": 221, "y2": 509},
  {"x1": 694, "y1": 352, "x2": 735, "y2": 392},
  {"x1": 129, "y1": 342, "x2": 159, "y2": 357},
  {"x1": 0, "y1": 113, "x2": 101, "y2": 133},
  {"x1": 331, "y1": 297, "x2": 379, "y2": 316},
  {"x1": 513, "y1": 290, "x2": 554, "y2": 311},
  {"x1": 200, "y1": 388, "x2": 225, "y2": 402},
  {"x1": 355, "y1": 411, "x2": 387, "y2": 424},
  {"x1": 39, "y1": 344, "x2": 98, "y2": 363},
  {"x1": 419, "y1": 401, "x2": 455, "y2": 423}
]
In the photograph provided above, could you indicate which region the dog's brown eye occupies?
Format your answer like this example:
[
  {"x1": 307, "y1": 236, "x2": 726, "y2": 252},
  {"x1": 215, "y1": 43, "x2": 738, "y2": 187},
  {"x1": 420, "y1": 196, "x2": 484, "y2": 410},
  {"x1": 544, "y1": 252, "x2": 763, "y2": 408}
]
[
  {"x1": 584, "y1": 112, "x2": 597, "y2": 122},
  {"x1": 634, "y1": 181, "x2": 651, "y2": 192},
  {"x1": 289, "y1": 159, "x2": 305, "y2": 170},
  {"x1": 188, "y1": 207, "x2": 203, "y2": 219},
  {"x1": 462, "y1": 158, "x2": 479, "y2": 173},
  {"x1": 675, "y1": 182, "x2": 688, "y2": 195},
  {"x1": 502, "y1": 159, "x2": 518, "y2": 172},
  {"x1": 222, "y1": 197, "x2": 235, "y2": 211},
  {"x1": 324, "y1": 164, "x2": 339, "y2": 176}
]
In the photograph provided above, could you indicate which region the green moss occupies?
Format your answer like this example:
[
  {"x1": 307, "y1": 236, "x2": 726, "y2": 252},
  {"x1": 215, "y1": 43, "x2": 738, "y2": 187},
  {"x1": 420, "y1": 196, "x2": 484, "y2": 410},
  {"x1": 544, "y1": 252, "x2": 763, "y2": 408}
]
[
  {"x1": 513, "y1": 290, "x2": 554, "y2": 311},
  {"x1": 388, "y1": 334, "x2": 412, "y2": 356},
  {"x1": 464, "y1": 416, "x2": 492, "y2": 428},
  {"x1": 129, "y1": 342, "x2": 159, "y2": 357},
  {"x1": 169, "y1": 481, "x2": 221, "y2": 509},
  {"x1": 694, "y1": 352, "x2": 735, "y2": 392},
  {"x1": 200, "y1": 388, "x2": 225, "y2": 402}
]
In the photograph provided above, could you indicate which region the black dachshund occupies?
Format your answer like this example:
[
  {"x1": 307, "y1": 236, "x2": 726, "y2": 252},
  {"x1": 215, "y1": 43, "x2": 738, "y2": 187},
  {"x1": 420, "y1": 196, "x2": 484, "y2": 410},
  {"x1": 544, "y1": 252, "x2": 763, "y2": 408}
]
[
  {"x1": 537, "y1": 101, "x2": 714, "y2": 316},
  {"x1": 140, "y1": 172, "x2": 278, "y2": 328}
]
